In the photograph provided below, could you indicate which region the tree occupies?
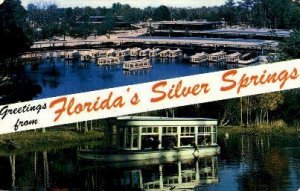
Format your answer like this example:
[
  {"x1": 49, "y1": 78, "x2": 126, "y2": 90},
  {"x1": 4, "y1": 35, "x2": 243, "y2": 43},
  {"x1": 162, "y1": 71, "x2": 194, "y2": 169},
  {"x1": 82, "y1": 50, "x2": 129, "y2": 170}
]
[
  {"x1": 0, "y1": 0, "x2": 31, "y2": 63},
  {"x1": 221, "y1": 0, "x2": 238, "y2": 26},
  {"x1": 153, "y1": 6, "x2": 171, "y2": 21},
  {"x1": 280, "y1": 30, "x2": 300, "y2": 59}
]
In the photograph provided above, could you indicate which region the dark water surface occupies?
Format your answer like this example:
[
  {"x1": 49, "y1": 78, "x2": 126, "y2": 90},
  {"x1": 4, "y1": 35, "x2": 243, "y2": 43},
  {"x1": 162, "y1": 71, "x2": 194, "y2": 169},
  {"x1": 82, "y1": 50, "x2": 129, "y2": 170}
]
[
  {"x1": 24, "y1": 58, "x2": 223, "y2": 100},
  {"x1": 0, "y1": 135, "x2": 299, "y2": 191}
]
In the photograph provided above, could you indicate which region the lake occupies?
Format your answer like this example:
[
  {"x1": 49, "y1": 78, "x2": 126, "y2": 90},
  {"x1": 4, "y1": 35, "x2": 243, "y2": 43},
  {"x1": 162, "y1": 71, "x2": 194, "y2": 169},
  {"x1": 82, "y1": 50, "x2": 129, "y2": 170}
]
[
  {"x1": 0, "y1": 135, "x2": 299, "y2": 190},
  {"x1": 23, "y1": 58, "x2": 224, "y2": 100}
]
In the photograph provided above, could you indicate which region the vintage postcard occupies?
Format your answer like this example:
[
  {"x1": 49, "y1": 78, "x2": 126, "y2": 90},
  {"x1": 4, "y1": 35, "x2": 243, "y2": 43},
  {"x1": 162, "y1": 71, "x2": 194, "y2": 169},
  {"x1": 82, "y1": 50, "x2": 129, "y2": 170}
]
[{"x1": 0, "y1": 0, "x2": 299, "y2": 190}]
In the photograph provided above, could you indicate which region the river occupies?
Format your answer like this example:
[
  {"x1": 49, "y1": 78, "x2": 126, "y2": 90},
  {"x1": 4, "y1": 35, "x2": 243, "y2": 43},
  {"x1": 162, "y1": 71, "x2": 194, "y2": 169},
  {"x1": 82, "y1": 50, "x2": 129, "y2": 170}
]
[
  {"x1": 23, "y1": 58, "x2": 224, "y2": 100},
  {"x1": 0, "y1": 135, "x2": 299, "y2": 190}
]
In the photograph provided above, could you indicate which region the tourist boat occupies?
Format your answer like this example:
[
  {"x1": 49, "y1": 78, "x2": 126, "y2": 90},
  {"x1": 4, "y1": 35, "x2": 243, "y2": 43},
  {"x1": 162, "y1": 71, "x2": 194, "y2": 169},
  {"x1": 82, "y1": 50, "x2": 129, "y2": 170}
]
[
  {"x1": 139, "y1": 48, "x2": 151, "y2": 57},
  {"x1": 89, "y1": 49, "x2": 105, "y2": 59},
  {"x1": 238, "y1": 56, "x2": 259, "y2": 65},
  {"x1": 258, "y1": 56, "x2": 268, "y2": 64},
  {"x1": 130, "y1": 47, "x2": 141, "y2": 57},
  {"x1": 45, "y1": 52, "x2": 54, "y2": 59},
  {"x1": 78, "y1": 116, "x2": 220, "y2": 162},
  {"x1": 106, "y1": 49, "x2": 117, "y2": 57},
  {"x1": 98, "y1": 50, "x2": 107, "y2": 58},
  {"x1": 208, "y1": 51, "x2": 226, "y2": 62},
  {"x1": 123, "y1": 58, "x2": 152, "y2": 71},
  {"x1": 190, "y1": 52, "x2": 208, "y2": 63},
  {"x1": 160, "y1": 49, "x2": 183, "y2": 58},
  {"x1": 64, "y1": 50, "x2": 79, "y2": 60},
  {"x1": 159, "y1": 49, "x2": 170, "y2": 58},
  {"x1": 80, "y1": 51, "x2": 92, "y2": 62},
  {"x1": 149, "y1": 48, "x2": 161, "y2": 57},
  {"x1": 116, "y1": 48, "x2": 130, "y2": 58},
  {"x1": 169, "y1": 49, "x2": 183, "y2": 58},
  {"x1": 226, "y1": 52, "x2": 242, "y2": 63},
  {"x1": 97, "y1": 57, "x2": 121, "y2": 66},
  {"x1": 20, "y1": 52, "x2": 43, "y2": 61}
]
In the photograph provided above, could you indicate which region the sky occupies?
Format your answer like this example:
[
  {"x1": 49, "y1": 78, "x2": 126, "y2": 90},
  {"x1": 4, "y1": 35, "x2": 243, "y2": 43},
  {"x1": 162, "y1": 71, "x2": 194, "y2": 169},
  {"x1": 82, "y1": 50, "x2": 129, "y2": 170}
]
[{"x1": 0, "y1": 0, "x2": 227, "y2": 8}]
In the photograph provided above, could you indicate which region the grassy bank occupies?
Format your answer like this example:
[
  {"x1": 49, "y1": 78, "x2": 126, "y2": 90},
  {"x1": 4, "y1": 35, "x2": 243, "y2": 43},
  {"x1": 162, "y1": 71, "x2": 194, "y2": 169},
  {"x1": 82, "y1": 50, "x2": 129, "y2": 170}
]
[
  {"x1": 218, "y1": 125, "x2": 300, "y2": 137},
  {"x1": 0, "y1": 129, "x2": 104, "y2": 156}
]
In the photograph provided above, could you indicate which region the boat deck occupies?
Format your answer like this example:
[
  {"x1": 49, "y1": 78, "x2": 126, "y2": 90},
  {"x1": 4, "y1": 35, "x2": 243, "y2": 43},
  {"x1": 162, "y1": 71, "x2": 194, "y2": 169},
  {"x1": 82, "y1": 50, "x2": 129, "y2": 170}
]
[{"x1": 78, "y1": 145, "x2": 220, "y2": 162}]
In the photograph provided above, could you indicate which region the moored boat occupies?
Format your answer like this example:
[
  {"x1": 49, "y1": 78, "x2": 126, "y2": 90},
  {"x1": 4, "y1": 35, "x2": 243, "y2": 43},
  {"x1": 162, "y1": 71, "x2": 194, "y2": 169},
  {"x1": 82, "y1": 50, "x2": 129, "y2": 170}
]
[
  {"x1": 139, "y1": 48, "x2": 151, "y2": 57},
  {"x1": 190, "y1": 52, "x2": 208, "y2": 63},
  {"x1": 208, "y1": 51, "x2": 226, "y2": 62},
  {"x1": 129, "y1": 47, "x2": 141, "y2": 57},
  {"x1": 97, "y1": 57, "x2": 121, "y2": 66},
  {"x1": 64, "y1": 50, "x2": 79, "y2": 60},
  {"x1": 149, "y1": 48, "x2": 161, "y2": 57},
  {"x1": 123, "y1": 58, "x2": 152, "y2": 71},
  {"x1": 238, "y1": 56, "x2": 259, "y2": 65},
  {"x1": 226, "y1": 52, "x2": 242, "y2": 63}
]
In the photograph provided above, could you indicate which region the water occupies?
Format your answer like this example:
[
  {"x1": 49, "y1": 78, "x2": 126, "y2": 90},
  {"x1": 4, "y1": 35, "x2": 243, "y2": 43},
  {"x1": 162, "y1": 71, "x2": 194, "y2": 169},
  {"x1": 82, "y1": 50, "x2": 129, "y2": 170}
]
[
  {"x1": 0, "y1": 135, "x2": 299, "y2": 191},
  {"x1": 23, "y1": 58, "x2": 223, "y2": 100}
]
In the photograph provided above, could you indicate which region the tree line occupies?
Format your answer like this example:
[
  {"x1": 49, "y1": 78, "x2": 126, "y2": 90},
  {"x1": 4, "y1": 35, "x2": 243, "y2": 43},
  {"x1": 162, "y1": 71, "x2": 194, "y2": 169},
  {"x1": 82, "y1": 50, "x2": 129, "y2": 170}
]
[{"x1": 25, "y1": 0, "x2": 300, "y2": 40}]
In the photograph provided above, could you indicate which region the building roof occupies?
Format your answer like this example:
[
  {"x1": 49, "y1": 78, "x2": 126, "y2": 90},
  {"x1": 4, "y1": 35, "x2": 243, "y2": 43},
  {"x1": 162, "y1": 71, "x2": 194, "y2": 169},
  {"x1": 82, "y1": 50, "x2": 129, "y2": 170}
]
[
  {"x1": 118, "y1": 116, "x2": 216, "y2": 121},
  {"x1": 156, "y1": 21, "x2": 223, "y2": 26}
]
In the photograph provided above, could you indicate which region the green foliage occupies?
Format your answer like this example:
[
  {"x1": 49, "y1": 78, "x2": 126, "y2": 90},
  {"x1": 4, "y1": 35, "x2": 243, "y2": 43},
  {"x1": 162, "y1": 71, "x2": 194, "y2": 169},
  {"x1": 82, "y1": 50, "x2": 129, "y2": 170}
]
[
  {"x1": 0, "y1": 129, "x2": 103, "y2": 156},
  {"x1": 280, "y1": 30, "x2": 300, "y2": 59},
  {"x1": 221, "y1": 0, "x2": 238, "y2": 26},
  {"x1": 153, "y1": 5, "x2": 171, "y2": 21},
  {"x1": 23, "y1": 1, "x2": 300, "y2": 40},
  {"x1": 0, "y1": 0, "x2": 31, "y2": 63}
]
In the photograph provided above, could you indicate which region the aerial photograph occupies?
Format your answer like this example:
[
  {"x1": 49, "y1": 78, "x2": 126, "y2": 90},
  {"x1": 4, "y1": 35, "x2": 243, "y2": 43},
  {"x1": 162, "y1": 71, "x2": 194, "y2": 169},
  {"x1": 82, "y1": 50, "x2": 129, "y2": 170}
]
[{"x1": 0, "y1": 0, "x2": 300, "y2": 190}]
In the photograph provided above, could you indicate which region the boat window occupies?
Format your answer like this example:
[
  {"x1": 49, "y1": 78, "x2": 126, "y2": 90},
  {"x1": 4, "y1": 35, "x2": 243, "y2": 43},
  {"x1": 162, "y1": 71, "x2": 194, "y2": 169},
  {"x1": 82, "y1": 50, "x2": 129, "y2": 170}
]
[
  {"x1": 191, "y1": 127, "x2": 194, "y2": 133},
  {"x1": 181, "y1": 127, "x2": 195, "y2": 136},
  {"x1": 213, "y1": 126, "x2": 216, "y2": 132},
  {"x1": 133, "y1": 135, "x2": 138, "y2": 148},
  {"x1": 173, "y1": 127, "x2": 177, "y2": 133},
  {"x1": 198, "y1": 126, "x2": 204, "y2": 133},
  {"x1": 180, "y1": 137, "x2": 194, "y2": 146},
  {"x1": 142, "y1": 127, "x2": 159, "y2": 135},
  {"x1": 197, "y1": 135, "x2": 211, "y2": 146},
  {"x1": 163, "y1": 127, "x2": 177, "y2": 135},
  {"x1": 125, "y1": 133, "x2": 131, "y2": 148}
]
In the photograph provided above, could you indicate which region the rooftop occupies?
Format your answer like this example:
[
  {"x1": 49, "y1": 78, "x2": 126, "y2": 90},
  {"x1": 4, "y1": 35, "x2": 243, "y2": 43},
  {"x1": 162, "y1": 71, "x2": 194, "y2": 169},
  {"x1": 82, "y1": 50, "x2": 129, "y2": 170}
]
[
  {"x1": 155, "y1": 20, "x2": 223, "y2": 26},
  {"x1": 117, "y1": 116, "x2": 217, "y2": 122}
]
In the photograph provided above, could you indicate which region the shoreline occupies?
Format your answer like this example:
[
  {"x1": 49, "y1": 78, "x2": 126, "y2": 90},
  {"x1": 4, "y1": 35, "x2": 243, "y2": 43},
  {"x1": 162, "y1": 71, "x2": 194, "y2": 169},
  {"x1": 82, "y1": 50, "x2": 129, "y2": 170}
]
[
  {"x1": 0, "y1": 129, "x2": 104, "y2": 156},
  {"x1": 1, "y1": 125, "x2": 299, "y2": 156},
  {"x1": 218, "y1": 125, "x2": 300, "y2": 137}
]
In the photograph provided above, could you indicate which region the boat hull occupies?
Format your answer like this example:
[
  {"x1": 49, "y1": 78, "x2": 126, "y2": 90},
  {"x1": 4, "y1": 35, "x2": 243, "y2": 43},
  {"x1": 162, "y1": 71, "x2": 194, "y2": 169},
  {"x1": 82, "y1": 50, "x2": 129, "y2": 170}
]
[{"x1": 78, "y1": 146, "x2": 220, "y2": 162}]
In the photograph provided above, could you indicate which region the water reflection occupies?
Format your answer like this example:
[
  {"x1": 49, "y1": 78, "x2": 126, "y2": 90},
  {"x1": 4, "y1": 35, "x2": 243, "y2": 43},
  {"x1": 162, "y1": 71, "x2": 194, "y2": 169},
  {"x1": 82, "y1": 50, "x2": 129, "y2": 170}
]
[
  {"x1": 1, "y1": 136, "x2": 300, "y2": 190},
  {"x1": 80, "y1": 157, "x2": 218, "y2": 191}
]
